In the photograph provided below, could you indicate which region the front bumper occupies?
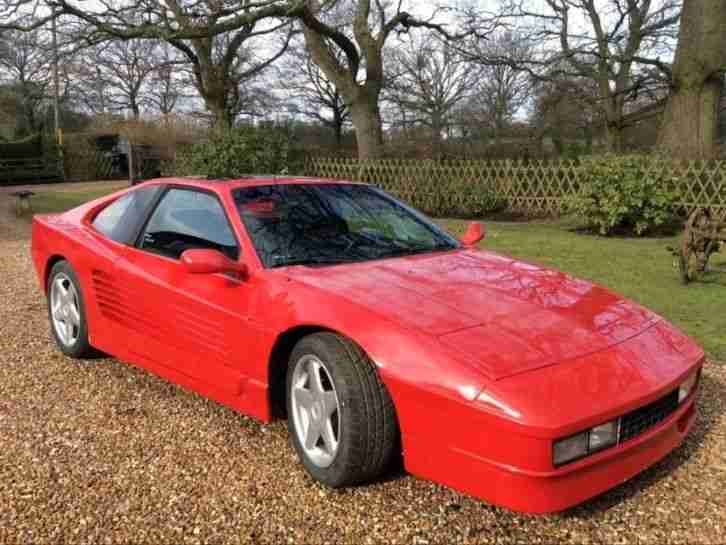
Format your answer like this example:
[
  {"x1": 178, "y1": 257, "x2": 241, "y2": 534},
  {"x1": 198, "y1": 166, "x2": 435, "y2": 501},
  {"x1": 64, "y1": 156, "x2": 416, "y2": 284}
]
[{"x1": 405, "y1": 394, "x2": 697, "y2": 514}]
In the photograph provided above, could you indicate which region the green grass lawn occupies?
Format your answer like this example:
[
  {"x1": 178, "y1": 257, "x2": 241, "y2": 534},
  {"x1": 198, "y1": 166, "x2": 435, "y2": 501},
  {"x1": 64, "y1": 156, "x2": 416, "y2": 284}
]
[
  {"x1": 27, "y1": 187, "x2": 123, "y2": 216},
  {"x1": 25, "y1": 187, "x2": 725, "y2": 360}
]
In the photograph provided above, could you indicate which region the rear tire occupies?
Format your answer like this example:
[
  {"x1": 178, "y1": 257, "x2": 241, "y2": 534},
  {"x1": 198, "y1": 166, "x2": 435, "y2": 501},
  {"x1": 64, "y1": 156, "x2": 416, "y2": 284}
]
[
  {"x1": 47, "y1": 260, "x2": 95, "y2": 359},
  {"x1": 286, "y1": 332, "x2": 398, "y2": 488}
]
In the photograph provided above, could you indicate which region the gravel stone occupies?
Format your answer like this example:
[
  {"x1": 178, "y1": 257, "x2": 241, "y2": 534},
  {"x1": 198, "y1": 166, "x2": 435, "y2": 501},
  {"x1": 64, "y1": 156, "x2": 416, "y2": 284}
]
[{"x1": 1, "y1": 197, "x2": 725, "y2": 544}]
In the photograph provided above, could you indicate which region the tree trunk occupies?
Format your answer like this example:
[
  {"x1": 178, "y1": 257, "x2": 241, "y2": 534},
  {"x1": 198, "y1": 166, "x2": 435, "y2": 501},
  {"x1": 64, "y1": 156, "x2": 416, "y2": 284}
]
[
  {"x1": 334, "y1": 121, "x2": 343, "y2": 149},
  {"x1": 350, "y1": 97, "x2": 384, "y2": 160},
  {"x1": 657, "y1": 0, "x2": 726, "y2": 158},
  {"x1": 604, "y1": 123, "x2": 623, "y2": 153},
  {"x1": 583, "y1": 126, "x2": 593, "y2": 155},
  {"x1": 494, "y1": 108, "x2": 506, "y2": 144},
  {"x1": 431, "y1": 112, "x2": 444, "y2": 156},
  {"x1": 659, "y1": 76, "x2": 722, "y2": 157},
  {"x1": 208, "y1": 97, "x2": 232, "y2": 131},
  {"x1": 332, "y1": 109, "x2": 343, "y2": 149}
]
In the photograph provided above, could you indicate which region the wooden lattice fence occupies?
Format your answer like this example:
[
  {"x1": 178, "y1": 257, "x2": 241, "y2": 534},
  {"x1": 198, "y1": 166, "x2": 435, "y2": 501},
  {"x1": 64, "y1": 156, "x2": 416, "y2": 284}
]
[
  {"x1": 305, "y1": 157, "x2": 726, "y2": 220},
  {"x1": 63, "y1": 148, "x2": 115, "y2": 182}
]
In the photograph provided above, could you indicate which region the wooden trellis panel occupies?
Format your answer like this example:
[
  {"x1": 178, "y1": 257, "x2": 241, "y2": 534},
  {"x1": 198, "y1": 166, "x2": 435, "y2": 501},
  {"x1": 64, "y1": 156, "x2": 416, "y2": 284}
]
[
  {"x1": 305, "y1": 157, "x2": 726, "y2": 220},
  {"x1": 63, "y1": 148, "x2": 115, "y2": 182},
  {"x1": 676, "y1": 161, "x2": 726, "y2": 222}
]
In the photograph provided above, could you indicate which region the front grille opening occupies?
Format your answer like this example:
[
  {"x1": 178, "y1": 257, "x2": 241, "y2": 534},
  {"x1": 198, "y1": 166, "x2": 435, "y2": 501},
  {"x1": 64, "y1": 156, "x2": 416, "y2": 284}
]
[
  {"x1": 553, "y1": 388, "x2": 683, "y2": 468},
  {"x1": 619, "y1": 389, "x2": 679, "y2": 444}
]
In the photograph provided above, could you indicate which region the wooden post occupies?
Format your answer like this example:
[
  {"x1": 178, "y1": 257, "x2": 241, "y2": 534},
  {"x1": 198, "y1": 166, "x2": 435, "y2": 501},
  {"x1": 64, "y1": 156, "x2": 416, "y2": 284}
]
[
  {"x1": 51, "y1": 10, "x2": 61, "y2": 145},
  {"x1": 127, "y1": 142, "x2": 134, "y2": 186}
]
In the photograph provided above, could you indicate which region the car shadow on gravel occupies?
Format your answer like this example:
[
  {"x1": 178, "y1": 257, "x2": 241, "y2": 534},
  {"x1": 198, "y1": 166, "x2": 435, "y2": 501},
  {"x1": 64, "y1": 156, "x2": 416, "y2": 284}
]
[
  {"x1": 94, "y1": 352, "x2": 414, "y2": 484},
  {"x1": 559, "y1": 368, "x2": 724, "y2": 519}
]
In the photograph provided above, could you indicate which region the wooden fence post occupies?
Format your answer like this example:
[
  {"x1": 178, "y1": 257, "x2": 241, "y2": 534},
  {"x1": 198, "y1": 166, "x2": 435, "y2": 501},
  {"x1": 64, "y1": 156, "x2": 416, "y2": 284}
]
[{"x1": 127, "y1": 144, "x2": 135, "y2": 186}]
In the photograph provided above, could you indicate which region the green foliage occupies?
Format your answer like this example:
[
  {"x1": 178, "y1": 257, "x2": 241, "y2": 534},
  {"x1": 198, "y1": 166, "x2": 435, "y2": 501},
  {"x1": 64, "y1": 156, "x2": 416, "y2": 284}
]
[
  {"x1": 566, "y1": 154, "x2": 680, "y2": 236},
  {"x1": 61, "y1": 135, "x2": 108, "y2": 182},
  {"x1": 563, "y1": 140, "x2": 591, "y2": 159},
  {"x1": 170, "y1": 127, "x2": 305, "y2": 178},
  {"x1": 403, "y1": 176, "x2": 503, "y2": 218},
  {"x1": 25, "y1": 186, "x2": 127, "y2": 216},
  {"x1": 0, "y1": 132, "x2": 42, "y2": 158},
  {"x1": 350, "y1": 161, "x2": 505, "y2": 218}
]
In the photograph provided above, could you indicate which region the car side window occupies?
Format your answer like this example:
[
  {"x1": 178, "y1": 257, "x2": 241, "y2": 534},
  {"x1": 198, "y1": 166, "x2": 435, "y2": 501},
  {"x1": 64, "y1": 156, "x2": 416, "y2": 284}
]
[
  {"x1": 92, "y1": 186, "x2": 161, "y2": 244},
  {"x1": 138, "y1": 188, "x2": 239, "y2": 261}
]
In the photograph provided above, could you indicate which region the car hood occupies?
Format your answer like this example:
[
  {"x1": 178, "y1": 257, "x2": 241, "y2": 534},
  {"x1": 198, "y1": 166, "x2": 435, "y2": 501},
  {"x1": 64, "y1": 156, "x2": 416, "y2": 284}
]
[{"x1": 285, "y1": 249, "x2": 661, "y2": 381}]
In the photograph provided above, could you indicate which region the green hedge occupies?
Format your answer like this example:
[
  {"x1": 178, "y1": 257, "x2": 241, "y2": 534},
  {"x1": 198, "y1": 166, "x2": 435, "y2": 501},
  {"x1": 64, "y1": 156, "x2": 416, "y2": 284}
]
[
  {"x1": 0, "y1": 133, "x2": 43, "y2": 159},
  {"x1": 167, "y1": 127, "x2": 305, "y2": 179},
  {"x1": 375, "y1": 177, "x2": 504, "y2": 218}
]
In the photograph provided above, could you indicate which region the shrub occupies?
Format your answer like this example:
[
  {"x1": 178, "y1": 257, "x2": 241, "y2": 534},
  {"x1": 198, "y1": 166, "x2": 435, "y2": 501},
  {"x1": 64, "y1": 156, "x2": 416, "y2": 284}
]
[
  {"x1": 356, "y1": 160, "x2": 503, "y2": 218},
  {"x1": 0, "y1": 132, "x2": 42, "y2": 159},
  {"x1": 566, "y1": 154, "x2": 680, "y2": 236},
  {"x1": 379, "y1": 178, "x2": 503, "y2": 218},
  {"x1": 62, "y1": 135, "x2": 101, "y2": 181},
  {"x1": 171, "y1": 127, "x2": 305, "y2": 178},
  {"x1": 431, "y1": 177, "x2": 503, "y2": 218}
]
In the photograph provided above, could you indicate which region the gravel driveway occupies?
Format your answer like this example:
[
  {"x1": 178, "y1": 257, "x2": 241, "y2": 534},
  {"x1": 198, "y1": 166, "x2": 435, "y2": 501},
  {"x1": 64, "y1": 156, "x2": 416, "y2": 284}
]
[{"x1": 1, "y1": 200, "x2": 725, "y2": 544}]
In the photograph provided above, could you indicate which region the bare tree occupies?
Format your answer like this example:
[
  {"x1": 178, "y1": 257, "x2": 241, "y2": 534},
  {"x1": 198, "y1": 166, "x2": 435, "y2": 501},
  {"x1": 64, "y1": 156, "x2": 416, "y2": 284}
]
[
  {"x1": 0, "y1": 1, "x2": 295, "y2": 128},
  {"x1": 466, "y1": 0, "x2": 682, "y2": 152},
  {"x1": 530, "y1": 76, "x2": 600, "y2": 154},
  {"x1": 658, "y1": 0, "x2": 726, "y2": 157},
  {"x1": 0, "y1": 27, "x2": 51, "y2": 134},
  {"x1": 298, "y1": 1, "x2": 452, "y2": 159},
  {"x1": 230, "y1": 78, "x2": 279, "y2": 122},
  {"x1": 159, "y1": 4, "x2": 292, "y2": 129},
  {"x1": 467, "y1": 32, "x2": 532, "y2": 142},
  {"x1": 147, "y1": 43, "x2": 187, "y2": 119},
  {"x1": 4, "y1": 1, "x2": 451, "y2": 156},
  {"x1": 385, "y1": 33, "x2": 477, "y2": 152},
  {"x1": 2, "y1": 0, "x2": 301, "y2": 34},
  {"x1": 93, "y1": 38, "x2": 157, "y2": 119},
  {"x1": 70, "y1": 44, "x2": 111, "y2": 116},
  {"x1": 281, "y1": 43, "x2": 351, "y2": 148}
]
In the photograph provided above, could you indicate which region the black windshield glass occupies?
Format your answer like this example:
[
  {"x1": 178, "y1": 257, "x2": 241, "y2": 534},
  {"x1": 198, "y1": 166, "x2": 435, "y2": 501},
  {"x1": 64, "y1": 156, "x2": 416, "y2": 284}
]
[{"x1": 233, "y1": 184, "x2": 459, "y2": 268}]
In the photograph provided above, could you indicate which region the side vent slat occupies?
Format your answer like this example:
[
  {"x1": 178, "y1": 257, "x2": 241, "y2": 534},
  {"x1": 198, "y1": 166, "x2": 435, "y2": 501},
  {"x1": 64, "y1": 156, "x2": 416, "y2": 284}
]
[{"x1": 91, "y1": 269, "x2": 236, "y2": 368}]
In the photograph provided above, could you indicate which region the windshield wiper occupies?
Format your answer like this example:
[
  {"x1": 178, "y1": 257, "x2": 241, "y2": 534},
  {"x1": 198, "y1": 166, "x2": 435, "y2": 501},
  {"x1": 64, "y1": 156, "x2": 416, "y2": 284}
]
[
  {"x1": 352, "y1": 232, "x2": 453, "y2": 253},
  {"x1": 270, "y1": 256, "x2": 362, "y2": 268},
  {"x1": 378, "y1": 240, "x2": 456, "y2": 258}
]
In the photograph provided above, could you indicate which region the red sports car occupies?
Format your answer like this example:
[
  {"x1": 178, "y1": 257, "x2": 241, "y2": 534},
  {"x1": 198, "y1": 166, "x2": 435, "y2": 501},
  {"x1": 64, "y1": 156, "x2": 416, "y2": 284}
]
[{"x1": 31, "y1": 177, "x2": 703, "y2": 513}]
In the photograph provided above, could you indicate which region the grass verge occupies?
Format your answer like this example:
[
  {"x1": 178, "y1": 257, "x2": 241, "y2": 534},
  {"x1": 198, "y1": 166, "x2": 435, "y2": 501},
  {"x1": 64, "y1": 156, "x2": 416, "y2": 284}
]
[{"x1": 26, "y1": 186, "x2": 123, "y2": 216}]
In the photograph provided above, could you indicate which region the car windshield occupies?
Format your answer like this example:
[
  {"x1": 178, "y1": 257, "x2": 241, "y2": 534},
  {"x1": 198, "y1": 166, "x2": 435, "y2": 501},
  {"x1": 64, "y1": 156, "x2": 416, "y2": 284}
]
[{"x1": 233, "y1": 183, "x2": 460, "y2": 268}]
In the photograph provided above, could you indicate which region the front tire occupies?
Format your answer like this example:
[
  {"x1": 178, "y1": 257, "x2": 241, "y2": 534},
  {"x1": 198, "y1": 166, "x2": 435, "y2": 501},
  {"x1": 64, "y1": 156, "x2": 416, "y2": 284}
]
[
  {"x1": 286, "y1": 333, "x2": 398, "y2": 488},
  {"x1": 47, "y1": 260, "x2": 95, "y2": 359}
]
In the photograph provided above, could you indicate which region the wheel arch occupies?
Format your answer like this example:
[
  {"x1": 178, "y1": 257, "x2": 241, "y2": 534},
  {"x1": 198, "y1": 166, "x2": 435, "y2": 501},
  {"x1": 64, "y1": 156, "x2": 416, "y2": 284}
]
[
  {"x1": 267, "y1": 324, "x2": 397, "y2": 422},
  {"x1": 44, "y1": 254, "x2": 68, "y2": 293},
  {"x1": 267, "y1": 325, "x2": 338, "y2": 419}
]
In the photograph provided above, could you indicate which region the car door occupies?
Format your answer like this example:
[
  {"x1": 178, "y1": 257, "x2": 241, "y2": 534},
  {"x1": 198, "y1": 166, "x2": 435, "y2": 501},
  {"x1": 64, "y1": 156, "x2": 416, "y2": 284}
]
[
  {"x1": 84, "y1": 185, "x2": 163, "y2": 359},
  {"x1": 116, "y1": 186, "x2": 259, "y2": 397}
]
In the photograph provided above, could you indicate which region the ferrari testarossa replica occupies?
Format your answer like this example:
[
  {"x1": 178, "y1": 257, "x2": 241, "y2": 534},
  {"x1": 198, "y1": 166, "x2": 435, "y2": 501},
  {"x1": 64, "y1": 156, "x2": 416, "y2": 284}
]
[{"x1": 31, "y1": 177, "x2": 704, "y2": 514}]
